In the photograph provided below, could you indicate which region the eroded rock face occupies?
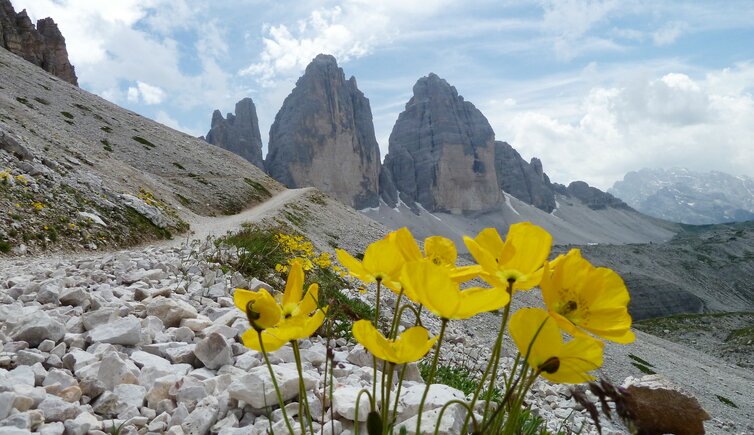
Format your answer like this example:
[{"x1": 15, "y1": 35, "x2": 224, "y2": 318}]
[
  {"x1": 0, "y1": 0, "x2": 78, "y2": 85},
  {"x1": 553, "y1": 180, "x2": 630, "y2": 210},
  {"x1": 265, "y1": 54, "x2": 380, "y2": 209},
  {"x1": 494, "y1": 141, "x2": 557, "y2": 212},
  {"x1": 380, "y1": 73, "x2": 501, "y2": 214},
  {"x1": 205, "y1": 98, "x2": 265, "y2": 171}
]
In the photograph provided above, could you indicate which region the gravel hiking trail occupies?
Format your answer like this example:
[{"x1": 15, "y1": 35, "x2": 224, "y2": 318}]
[{"x1": 0, "y1": 187, "x2": 313, "y2": 272}]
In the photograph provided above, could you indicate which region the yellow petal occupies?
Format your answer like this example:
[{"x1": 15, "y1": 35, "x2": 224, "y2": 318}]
[
  {"x1": 233, "y1": 288, "x2": 257, "y2": 314},
  {"x1": 543, "y1": 335, "x2": 604, "y2": 384},
  {"x1": 473, "y1": 228, "x2": 506, "y2": 257},
  {"x1": 362, "y1": 239, "x2": 404, "y2": 282},
  {"x1": 509, "y1": 308, "x2": 560, "y2": 365},
  {"x1": 298, "y1": 283, "x2": 319, "y2": 316},
  {"x1": 463, "y1": 237, "x2": 500, "y2": 279},
  {"x1": 455, "y1": 287, "x2": 510, "y2": 319},
  {"x1": 449, "y1": 264, "x2": 482, "y2": 282},
  {"x1": 394, "y1": 326, "x2": 438, "y2": 363},
  {"x1": 389, "y1": 227, "x2": 423, "y2": 262},
  {"x1": 402, "y1": 261, "x2": 460, "y2": 319},
  {"x1": 352, "y1": 319, "x2": 396, "y2": 362},
  {"x1": 424, "y1": 236, "x2": 457, "y2": 267},
  {"x1": 282, "y1": 259, "x2": 304, "y2": 307},
  {"x1": 336, "y1": 249, "x2": 371, "y2": 281},
  {"x1": 501, "y1": 222, "x2": 552, "y2": 279},
  {"x1": 241, "y1": 328, "x2": 288, "y2": 352}
]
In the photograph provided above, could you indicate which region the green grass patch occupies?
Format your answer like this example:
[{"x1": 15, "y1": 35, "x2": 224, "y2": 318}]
[
  {"x1": 419, "y1": 363, "x2": 479, "y2": 395},
  {"x1": 725, "y1": 325, "x2": 754, "y2": 343},
  {"x1": 716, "y1": 395, "x2": 738, "y2": 408},
  {"x1": 74, "y1": 103, "x2": 92, "y2": 112},
  {"x1": 16, "y1": 97, "x2": 34, "y2": 109},
  {"x1": 176, "y1": 193, "x2": 191, "y2": 207},
  {"x1": 243, "y1": 177, "x2": 272, "y2": 200},
  {"x1": 172, "y1": 162, "x2": 186, "y2": 170},
  {"x1": 101, "y1": 126, "x2": 112, "y2": 133},
  {"x1": 218, "y1": 224, "x2": 370, "y2": 339},
  {"x1": 0, "y1": 239, "x2": 11, "y2": 253},
  {"x1": 64, "y1": 120, "x2": 74, "y2": 126},
  {"x1": 132, "y1": 136, "x2": 156, "y2": 148},
  {"x1": 627, "y1": 354, "x2": 654, "y2": 367},
  {"x1": 101, "y1": 139, "x2": 113, "y2": 152},
  {"x1": 61, "y1": 111, "x2": 74, "y2": 119},
  {"x1": 631, "y1": 362, "x2": 656, "y2": 375}
]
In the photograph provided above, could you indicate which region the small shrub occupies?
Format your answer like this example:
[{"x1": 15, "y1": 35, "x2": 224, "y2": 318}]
[
  {"x1": 61, "y1": 111, "x2": 74, "y2": 119},
  {"x1": 0, "y1": 239, "x2": 11, "y2": 253},
  {"x1": 16, "y1": 97, "x2": 34, "y2": 109},
  {"x1": 716, "y1": 394, "x2": 738, "y2": 408},
  {"x1": 101, "y1": 139, "x2": 113, "y2": 152},
  {"x1": 172, "y1": 162, "x2": 186, "y2": 170},
  {"x1": 631, "y1": 362, "x2": 656, "y2": 375},
  {"x1": 132, "y1": 136, "x2": 156, "y2": 148},
  {"x1": 101, "y1": 126, "x2": 112, "y2": 133}
]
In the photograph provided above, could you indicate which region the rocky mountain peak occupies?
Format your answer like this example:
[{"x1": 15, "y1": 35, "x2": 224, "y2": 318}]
[
  {"x1": 554, "y1": 180, "x2": 630, "y2": 210},
  {"x1": 0, "y1": 0, "x2": 78, "y2": 85},
  {"x1": 380, "y1": 73, "x2": 502, "y2": 214},
  {"x1": 493, "y1": 141, "x2": 556, "y2": 212},
  {"x1": 265, "y1": 54, "x2": 381, "y2": 209},
  {"x1": 205, "y1": 97, "x2": 265, "y2": 170}
]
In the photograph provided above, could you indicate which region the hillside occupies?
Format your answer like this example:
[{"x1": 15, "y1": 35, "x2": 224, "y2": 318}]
[{"x1": 0, "y1": 46, "x2": 281, "y2": 255}]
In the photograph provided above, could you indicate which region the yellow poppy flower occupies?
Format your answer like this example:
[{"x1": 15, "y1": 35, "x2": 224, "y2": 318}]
[
  {"x1": 401, "y1": 260, "x2": 509, "y2": 320},
  {"x1": 279, "y1": 259, "x2": 320, "y2": 319},
  {"x1": 233, "y1": 288, "x2": 282, "y2": 331},
  {"x1": 541, "y1": 249, "x2": 635, "y2": 344},
  {"x1": 463, "y1": 223, "x2": 552, "y2": 292},
  {"x1": 388, "y1": 228, "x2": 481, "y2": 282},
  {"x1": 509, "y1": 308, "x2": 603, "y2": 384},
  {"x1": 336, "y1": 238, "x2": 404, "y2": 291},
  {"x1": 242, "y1": 308, "x2": 327, "y2": 352},
  {"x1": 352, "y1": 320, "x2": 438, "y2": 364}
]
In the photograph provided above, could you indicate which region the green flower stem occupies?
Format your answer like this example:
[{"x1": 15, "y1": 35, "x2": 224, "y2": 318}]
[
  {"x1": 390, "y1": 363, "x2": 409, "y2": 425},
  {"x1": 415, "y1": 318, "x2": 448, "y2": 435},
  {"x1": 464, "y1": 282, "x2": 513, "y2": 431},
  {"x1": 382, "y1": 362, "x2": 396, "y2": 432},
  {"x1": 388, "y1": 290, "x2": 405, "y2": 339},
  {"x1": 257, "y1": 330, "x2": 294, "y2": 435},
  {"x1": 292, "y1": 341, "x2": 315, "y2": 435},
  {"x1": 372, "y1": 279, "x2": 383, "y2": 413},
  {"x1": 482, "y1": 285, "x2": 513, "y2": 420},
  {"x1": 354, "y1": 389, "x2": 374, "y2": 435}
]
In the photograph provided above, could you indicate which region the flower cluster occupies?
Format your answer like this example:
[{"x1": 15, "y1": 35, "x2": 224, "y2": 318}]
[
  {"x1": 335, "y1": 223, "x2": 633, "y2": 433},
  {"x1": 275, "y1": 232, "x2": 336, "y2": 273},
  {"x1": 231, "y1": 222, "x2": 634, "y2": 434}
]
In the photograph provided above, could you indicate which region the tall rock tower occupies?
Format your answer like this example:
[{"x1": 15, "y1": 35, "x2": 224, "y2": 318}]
[
  {"x1": 380, "y1": 73, "x2": 502, "y2": 214},
  {"x1": 265, "y1": 54, "x2": 381, "y2": 209},
  {"x1": 205, "y1": 97, "x2": 265, "y2": 170},
  {"x1": 0, "y1": 0, "x2": 78, "y2": 85}
]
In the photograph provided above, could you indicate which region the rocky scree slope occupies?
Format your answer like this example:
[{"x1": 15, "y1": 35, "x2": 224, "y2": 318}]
[
  {"x1": 609, "y1": 167, "x2": 754, "y2": 224},
  {"x1": 204, "y1": 98, "x2": 265, "y2": 171},
  {"x1": 564, "y1": 220, "x2": 754, "y2": 320},
  {"x1": 0, "y1": 45, "x2": 282, "y2": 255},
  {"x1": 0, "y1": 0, "x2": 77, "y2": 85},
  {"x1": 265, "y1": 54, "x2": 381, "y2": 210}
]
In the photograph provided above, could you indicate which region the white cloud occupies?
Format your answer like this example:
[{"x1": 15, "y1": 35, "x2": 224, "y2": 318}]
[
  {"x1": 652, "y1": 21, "x2": 687, "y2": 46},
  {"x1": 498, "y1": 64, "x2": 754, "y2": 190},
  {"x1": 240, "y1": 0, "x2": 452, "y2": 85},
  {"x1": 127, "y1": 81, "x2": 167, "y2": 105},
  {"x1": 539, "y1": 0, "x2": 621, "y2": 59}
]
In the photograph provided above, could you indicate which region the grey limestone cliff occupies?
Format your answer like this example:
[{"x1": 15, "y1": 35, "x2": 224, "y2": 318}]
[
  {"x1": 380, "y1": 73, "x2": 501, "y2": 214},
  {"x1": 0, "y1": 0, "x2": 78, "y2": 85},
  {"x1": 205, "y1": 98, "x2": 265, "y2": 170},
  {"x1": 265, "y1": 54, "x2": 380, "y2": 209},
  {"x1": 494, "y1": 141, "x2": 556, "y2": 212}
]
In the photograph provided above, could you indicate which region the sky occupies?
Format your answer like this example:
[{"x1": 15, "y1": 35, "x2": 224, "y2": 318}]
[{"x1": 14, "y1": 0, "x2": 754, "y2": 190}]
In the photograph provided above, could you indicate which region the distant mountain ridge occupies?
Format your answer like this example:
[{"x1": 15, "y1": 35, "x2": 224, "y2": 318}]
[
  {"x1": 202, "y1": 54, "x2": 670, "y2": 246},
  {"x1": 609, "y1": 168, "x2": 754, "y2": 224}
]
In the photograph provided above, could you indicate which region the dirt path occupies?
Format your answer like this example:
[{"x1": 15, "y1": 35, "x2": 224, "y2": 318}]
[
  {"x1": 0, "y1": 187, "x2": 313, "y2": 271},
  {"x1": 172, "y1": 187, "x2": 313, "y2": 244}
]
